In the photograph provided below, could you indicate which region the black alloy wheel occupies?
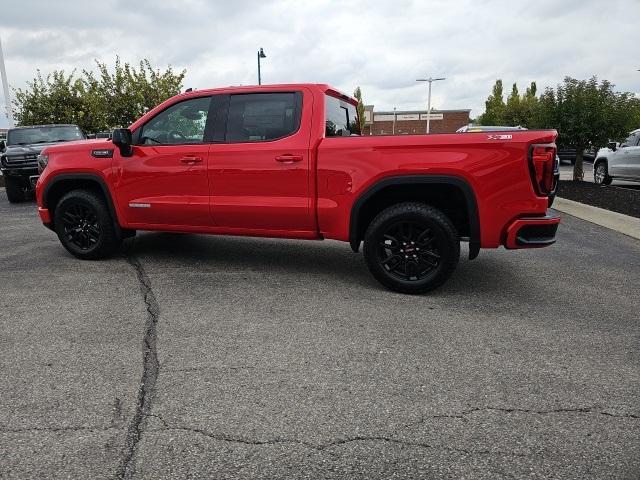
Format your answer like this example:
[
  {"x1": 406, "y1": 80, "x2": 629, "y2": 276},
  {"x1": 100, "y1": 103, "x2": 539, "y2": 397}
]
[
  {"x1": 54, "y1": 189, "x2": 121, "y2": 259},
  {"x1": 61, "y1": 203, "x2": 101, "y2": 250},
  {"x1": 363, "y1": 202, "x2": 460, "y2": 294},
  {"x1": 376, "y1": 221, "x2": 442, "y2": 282}
]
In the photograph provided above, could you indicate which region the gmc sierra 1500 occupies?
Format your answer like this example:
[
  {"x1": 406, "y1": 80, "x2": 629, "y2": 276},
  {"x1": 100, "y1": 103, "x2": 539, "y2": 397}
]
[{"x1": 35, "y1": 84, "x2": 560, "y2": 293}]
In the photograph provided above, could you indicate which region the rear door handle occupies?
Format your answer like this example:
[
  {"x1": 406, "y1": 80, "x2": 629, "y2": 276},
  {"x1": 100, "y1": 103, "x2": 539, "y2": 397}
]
[
  {"x1": 180, "y1": 156, "x2": 203, "y2": 164},
  {"x1": 275, "y1": 154, "x2": 303, "y2": 163}
]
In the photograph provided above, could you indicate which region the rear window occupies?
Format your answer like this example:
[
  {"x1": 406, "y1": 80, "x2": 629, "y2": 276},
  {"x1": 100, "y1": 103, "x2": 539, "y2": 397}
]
[
  {"x1": 226, "y1": 92, "x2": 301, "y2": 142},
  {"x1": 325, "y1": 95, "x2": 360, "y2": 137}
]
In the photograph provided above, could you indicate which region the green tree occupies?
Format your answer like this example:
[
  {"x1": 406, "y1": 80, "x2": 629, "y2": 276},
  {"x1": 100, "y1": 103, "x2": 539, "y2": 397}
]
[
  {"x1": 532, "y1": 76, "x2": 638, "y2": 180},
  {"x1": 13, "y1": 70, "x2": 87, "y2": 128},
  {"x1": 353, "y1": 86, "x2": 366, "y2": 133},
  {"x1": 13, "y1": 57, "x2": 186, "y2": 133},
  {"x1": 482, "y1": 80, "x2": 539, "y2": 128},
  {"x1": 478, "y1": 79, "x2": 505, "y2": 125},
  {"x1": 519, "y1": 81, "x2": 539, "y2": 127},
  {"x1": 503, "y1": 83, "x2": 522, "y2": 126}
]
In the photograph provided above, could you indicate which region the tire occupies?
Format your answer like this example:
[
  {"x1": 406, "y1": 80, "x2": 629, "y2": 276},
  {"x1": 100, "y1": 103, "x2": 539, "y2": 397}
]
[
  {"x1": 54, "y1": 189, "x2": 121, "y2": 259},
  {"x1": 363, "y1": 202, "x2": 460, "y2": 294},
  {"x1": 594, "y1": 162, "x2": 612, "y2": 186},
  {"x1": 5, "y1": 176, "x2": 26, "y2": 203}
]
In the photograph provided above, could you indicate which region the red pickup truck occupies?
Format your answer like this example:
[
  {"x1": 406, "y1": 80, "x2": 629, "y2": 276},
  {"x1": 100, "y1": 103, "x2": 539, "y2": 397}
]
[{"x1": 35, "y1": 84, "x2": 559, "y2": 293}]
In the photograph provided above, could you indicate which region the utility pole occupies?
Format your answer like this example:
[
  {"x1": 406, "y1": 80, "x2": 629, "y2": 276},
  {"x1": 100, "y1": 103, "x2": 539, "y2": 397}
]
[
  {"x1": 392, "y1": 107, "x2": 396, "y2": 134},
  {"x1": 416, "y1": 76, "x2": 445, "y2": 133},
  {"x1": 257, "y1": 48, "x2": 266, "y2": 85},
  {"x1": 0, "y1": 35, "x2": 14, "y2": 127}
]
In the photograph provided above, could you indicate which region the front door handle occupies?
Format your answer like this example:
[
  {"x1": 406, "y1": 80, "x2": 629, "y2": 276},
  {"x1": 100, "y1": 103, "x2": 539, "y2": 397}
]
[
  {"x1": 180, "y1": 156, "x2": 203, "y2": 164},
  {"x1": 275, "y1": 154, "x2": 303, "y2": 163}
]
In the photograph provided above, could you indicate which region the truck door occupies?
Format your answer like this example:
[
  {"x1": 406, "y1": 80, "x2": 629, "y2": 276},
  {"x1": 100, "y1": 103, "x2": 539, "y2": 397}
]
[
  {"x1": 207, "y1": 90, "x2": 315, "y2": 233},
  {"x1": 114, "y1": 95, "x2": 215, "y2": 228},
  {"x1": 617, "y1": 131, "x2": 640, "y2": 179}
]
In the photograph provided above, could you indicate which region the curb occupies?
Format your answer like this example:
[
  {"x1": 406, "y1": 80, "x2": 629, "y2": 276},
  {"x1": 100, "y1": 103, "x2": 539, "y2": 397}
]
[{"x1": 553, "y1": 197, "x2": 640, "y2": 241}]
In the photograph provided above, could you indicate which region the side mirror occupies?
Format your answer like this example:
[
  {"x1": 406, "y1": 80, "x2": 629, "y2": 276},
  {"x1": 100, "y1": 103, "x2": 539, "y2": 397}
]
[
  {"x1": 0, "y1": 140, "x2": 5, "y2": 150},
  {"x1": 607, "y1": 141, "x2": 618, "y2": 152},
  {"x1": 112, "y1": 128, "x2": 133, "y2": 157}
]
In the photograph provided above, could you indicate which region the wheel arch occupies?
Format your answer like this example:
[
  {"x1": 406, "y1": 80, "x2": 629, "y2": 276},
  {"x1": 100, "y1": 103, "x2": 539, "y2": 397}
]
[
  {"x1": 594, "y1": 157, "x2": 608, "y2": 168},
  {"x1": 43, "y1": 173, "x2": 122, "y2": 232},
  {"x1": 349, "y1": 175, "x2": 480, "y2": 259}
]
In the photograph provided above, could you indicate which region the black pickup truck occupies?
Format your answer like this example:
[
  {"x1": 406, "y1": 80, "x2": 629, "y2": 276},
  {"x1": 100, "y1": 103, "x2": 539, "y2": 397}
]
[{"x1": 0, "y1": 124, "x2": 85, "y2": 202}]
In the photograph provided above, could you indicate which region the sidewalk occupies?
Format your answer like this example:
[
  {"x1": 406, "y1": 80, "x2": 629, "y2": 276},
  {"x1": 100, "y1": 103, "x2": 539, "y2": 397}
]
[{"x1": 553, "y1": 197, "x2": 640, "y2": 240}]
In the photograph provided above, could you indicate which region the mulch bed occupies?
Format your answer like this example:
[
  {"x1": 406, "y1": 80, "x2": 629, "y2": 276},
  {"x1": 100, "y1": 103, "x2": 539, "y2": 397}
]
[{"x1": 557, "y1": 180, "x2": 640, "y2": 219}]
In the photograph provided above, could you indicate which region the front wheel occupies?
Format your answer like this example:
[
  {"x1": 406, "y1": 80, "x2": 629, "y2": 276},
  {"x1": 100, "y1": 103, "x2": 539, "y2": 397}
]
[
  {"x1": 54, "y1": 189, "x2": 121, "y2": 259},
  {"x1": 363, "y1": 202, "x2": 460, "y2": 294},
  {"x1": 594, "y1": 162, "x2": 612, "y2": 186},
  {"x1": 5, "y1": 176, "x2": 27, "y2": 203}
]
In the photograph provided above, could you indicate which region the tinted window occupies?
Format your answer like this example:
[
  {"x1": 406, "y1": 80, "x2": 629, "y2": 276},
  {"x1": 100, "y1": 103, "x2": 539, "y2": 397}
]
[
  {"x1": 621, "y1": 132, "x2": 639, "y2": 147},
  {"x1": 7, "y1": 125, "x2": 84, "y2": 145},
  {"x1": 325, "y1": 95, "x2": 360, "y2": 137},
  {"x1": 226, "y1": 93, "x2": 300, "y2": 142},
  {"x1": 139, "y1": 96, "x2": 211, "y2": 145}
]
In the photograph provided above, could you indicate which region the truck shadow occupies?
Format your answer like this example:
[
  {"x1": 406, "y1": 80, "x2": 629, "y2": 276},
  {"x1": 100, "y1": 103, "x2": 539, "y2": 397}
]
[{"x1": 124, "y1": 231, "x2": 531, "y2": 299}]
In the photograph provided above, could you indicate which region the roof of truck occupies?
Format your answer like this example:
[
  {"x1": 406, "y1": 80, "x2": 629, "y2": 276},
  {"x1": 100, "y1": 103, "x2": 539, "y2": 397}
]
[{"x1": 177, "y1": 83, "x2": 354, "y2": 101}]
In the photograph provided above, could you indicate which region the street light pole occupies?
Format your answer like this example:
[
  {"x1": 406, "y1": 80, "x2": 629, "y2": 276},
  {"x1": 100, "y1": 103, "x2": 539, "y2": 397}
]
[
  {"x1": 416, "y1": 77, "x2": 445, "y2": 134},
  {"x1": 257, "y1": 48, "x2": 266, "y2": 85},
  {"x1": 392, "y1": 107, "x2": 396, "y2": 134}
]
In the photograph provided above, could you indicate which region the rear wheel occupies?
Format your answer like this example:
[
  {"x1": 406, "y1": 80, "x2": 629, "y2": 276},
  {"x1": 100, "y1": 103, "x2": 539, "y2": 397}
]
[
  {"x1": 363, "y1": 202, "x2": 460, "y2": 294},
  {"x1": 594, "y1": 162, "x2": 612, "y2": 186},
  {"x1": 5, "y1": 177, "x2": 26, "y2": 203},
  {"x1": 54, "y1": 189, "x2": 121, "y2": 259}
]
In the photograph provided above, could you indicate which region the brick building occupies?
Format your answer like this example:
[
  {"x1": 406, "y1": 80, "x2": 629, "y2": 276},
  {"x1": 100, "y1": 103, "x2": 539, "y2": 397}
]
[{"x1": 362, "y1": 105, "x2": 470, "y2": 135}]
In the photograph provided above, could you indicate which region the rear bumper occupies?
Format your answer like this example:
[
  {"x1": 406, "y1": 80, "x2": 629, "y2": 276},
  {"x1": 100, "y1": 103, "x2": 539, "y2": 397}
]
[{"x1": 504, "y1": 213, "x2": 560, "y2": 249}]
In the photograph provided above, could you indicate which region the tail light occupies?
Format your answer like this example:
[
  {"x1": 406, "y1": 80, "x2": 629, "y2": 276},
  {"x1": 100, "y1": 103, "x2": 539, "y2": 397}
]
[{"x1": 528, "y1": 144, "x2": 556, "y2": 196}]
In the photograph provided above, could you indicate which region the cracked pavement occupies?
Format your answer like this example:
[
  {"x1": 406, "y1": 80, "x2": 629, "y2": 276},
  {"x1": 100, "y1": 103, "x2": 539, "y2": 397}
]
[{"x1": 1, "y1": 193, "x2": 639, "y2": 479}]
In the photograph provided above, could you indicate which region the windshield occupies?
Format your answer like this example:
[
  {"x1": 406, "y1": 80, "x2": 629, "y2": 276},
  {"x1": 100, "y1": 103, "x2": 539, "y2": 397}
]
[{"x1": 7, "y1": 126, "x2": 85, "y2": 146}]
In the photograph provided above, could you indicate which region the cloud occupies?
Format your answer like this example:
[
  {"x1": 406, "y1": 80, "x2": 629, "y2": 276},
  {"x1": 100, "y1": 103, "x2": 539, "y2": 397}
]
[{"x1": 0, "y1": 0, "x2": 638, "y2": 128}]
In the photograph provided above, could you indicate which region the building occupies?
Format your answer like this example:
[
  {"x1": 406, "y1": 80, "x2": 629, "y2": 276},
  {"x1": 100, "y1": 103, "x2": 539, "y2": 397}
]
[{"x1": 363, "y1": 105, "x2": 470, "y2": 135}]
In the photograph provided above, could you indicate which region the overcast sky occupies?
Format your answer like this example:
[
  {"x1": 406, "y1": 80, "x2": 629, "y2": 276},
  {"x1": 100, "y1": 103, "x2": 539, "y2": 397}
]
[{"x1": 0, "y1": 0, "x2": 638, "y2": 128}]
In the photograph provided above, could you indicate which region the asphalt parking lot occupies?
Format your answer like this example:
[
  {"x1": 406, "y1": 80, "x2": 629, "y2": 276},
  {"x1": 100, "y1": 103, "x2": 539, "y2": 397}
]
[{"x1": 1, "y1": 193, "x2": 639, "y2": 479}]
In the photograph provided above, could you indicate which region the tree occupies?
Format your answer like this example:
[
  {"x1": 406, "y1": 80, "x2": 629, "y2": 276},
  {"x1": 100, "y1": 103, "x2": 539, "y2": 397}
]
[
  {"x1": 353, "y1": 86, "x2": 366, "y2": 133},
  {"x1": 480, "y1": 80, "x2": 539, "y2": 128},
  {"x1": 477, "y1": 79, "x2": 505, "y2": 125},
  {"x1": 503, "y1": 83, "x2": 522, "y2": 126},
  {"x1": 13, "y1": 58, "x2": 186, "y2": 133},
  {"x1": 532, "y1": 77, "x2": 638, "y2": 180},
  {"x1": 13, "y1": 70, "x2": 87, "y2": 129}
]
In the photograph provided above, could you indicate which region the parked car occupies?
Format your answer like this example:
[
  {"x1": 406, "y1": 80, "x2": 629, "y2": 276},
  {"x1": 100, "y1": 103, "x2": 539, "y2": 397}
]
[
  {"x1": 35, "y1": 84, "x2": 560, "y2": 294},
  {"x1": 0, "y1": 124, "x2": 85, "y2": 202},
  {"x1": 457, "y1": 125, "x2": 559, "y2": 206},
  {"x1": 557, "y1": 147, "x2": 596, "y2": 165},
  {"x1": 593, "y1": 129, "x2": 640, "y2": 185},
  {"x1": 86, "y1": 132, "x2": 110, "y2": 139}
]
